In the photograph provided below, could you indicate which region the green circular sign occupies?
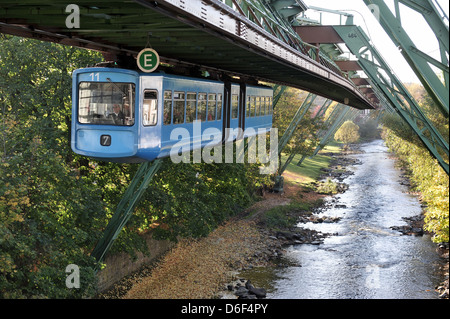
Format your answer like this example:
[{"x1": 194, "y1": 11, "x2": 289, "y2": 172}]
[{"x1": 137, "y1": 48, "x2": 160, "y2": 73}]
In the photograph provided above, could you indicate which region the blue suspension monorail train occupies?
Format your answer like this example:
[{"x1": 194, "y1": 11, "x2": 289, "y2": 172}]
[{"x1": 71, "y1": 67, "x2": 273, "y2": 163}]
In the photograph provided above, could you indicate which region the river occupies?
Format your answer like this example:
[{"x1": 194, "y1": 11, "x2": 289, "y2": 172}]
[{"x1": 242, "y1": 139, "x2": 444, "y2": 299}]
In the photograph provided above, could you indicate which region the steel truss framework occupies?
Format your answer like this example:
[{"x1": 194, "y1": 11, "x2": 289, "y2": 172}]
[
  {"x1": 0, "y1": 0, "x2": 374, "y2": 109},
  {"x1": 363, "y1": 0, "x2": 449, "y2": 117},
  {"x1": 2, "y1": 0, "x2": 447, "y2": 266},
  {"x1": 333, "y1": 25, "x2": 449, "y2": 175}
]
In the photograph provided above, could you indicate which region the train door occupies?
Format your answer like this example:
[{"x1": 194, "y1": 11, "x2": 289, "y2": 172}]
[
  {"x1": 224, "y1": 83, "x2": 243, "y2": 142},
  {"x1": 239, "y1": 83, "x2": 246, "y2": 132},
  {"x1": 138, "y1": 74, "x2": 163, "y2": 160},
  {"x1": 229, "y1": 84, "x2": 240, "y2": 131}
]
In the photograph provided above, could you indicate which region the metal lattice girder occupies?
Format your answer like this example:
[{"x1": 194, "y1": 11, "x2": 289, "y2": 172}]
[
  {"x1": 91, "y1": 159, "x2": 163, "y2": 269},
  {"x1": 222, "y1": 0, "x2": 345, "y2": 76},
  {"x1": 311, "y1": 105, "x2": 359, "y2": 157},
  {"x1": 269, "y1": 0, "x2": 308, "y2": 21},
  {"x1": 363, "y1": 0, "x2": 449, "y2": 117},
  {"x1": 278, "y1": 97, "x2": 332, "y2": 173},
  {"x1": 278, "y1": 92, "x2": 317, "y2": 155},
  {"x1": 334, "y1": 25, "x2": 449, "y2": 174},
  {"x1": 272, "y1": 84, "x2": 288, "y2": 109},
  {"x1": 278, "y1": 97, "x2": 333, "y2": 172},
  {"x1": 0, "y1": 0, "x2": 375, "y2": 109}
]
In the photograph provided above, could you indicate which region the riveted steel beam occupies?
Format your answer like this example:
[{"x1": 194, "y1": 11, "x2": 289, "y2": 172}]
[
  {"x1": 91, "y1": 159, "x2": 163, "y2": 269},
  {"x1": 363, "y1": 0, "x2": 449, "y2": 117},
  {"x1": 334, "y1": 24, "x2": 449, "y2": 174}
]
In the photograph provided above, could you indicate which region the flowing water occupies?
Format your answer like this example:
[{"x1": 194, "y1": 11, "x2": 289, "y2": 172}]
[{"x1": 243, "y1": 140, "x2": 444, "y2": 299}]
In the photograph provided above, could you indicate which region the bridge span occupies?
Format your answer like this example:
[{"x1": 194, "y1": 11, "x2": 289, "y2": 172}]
[{"x1": 0, "y1": 0, "x2": 375, "y2": 110}]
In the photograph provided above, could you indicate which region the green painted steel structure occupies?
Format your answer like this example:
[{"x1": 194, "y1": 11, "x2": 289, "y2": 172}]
[
  {"x1": 277, "y1": 92, "x2": 317, "y2": 155},
  {"x1": 333, "y1": 25, "x2": 449, "y2": 174},
  {"x1": 91, "y1": 159, "x2": 163, "y2": 268},
  {"x1": 279, "y1": 97, "x2": 333, "y2": 173},
  {"x1": 0, "y1": 0, "x2": 374, "y2": 110},
  {"x1": 363, "y1": 0, "x2": 449, "y2": 117},
  {"x1": 1, "y1": 0, "x2": 448, "y2": 266}
]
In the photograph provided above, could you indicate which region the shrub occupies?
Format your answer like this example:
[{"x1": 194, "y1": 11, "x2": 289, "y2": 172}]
[{"x1": 334, "y1": 120, "x2": 360, "y2": 147}]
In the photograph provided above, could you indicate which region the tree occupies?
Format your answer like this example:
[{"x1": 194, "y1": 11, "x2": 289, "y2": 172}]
[
  {"x1": 380, "y1": 87, "x2": 449, "y2": 243},
  {"x1": 0, "y1": 35, "x2": 104, "y2": 298},
  {"x1": 334, "y1": 120, "x2": 360, "y2": 148},
  {"x1": 273, "y1": 88, "x2": 321, "y2": 161},
  {"x1": 0, "y1": 35, "x2": 270, "y2": 297}
]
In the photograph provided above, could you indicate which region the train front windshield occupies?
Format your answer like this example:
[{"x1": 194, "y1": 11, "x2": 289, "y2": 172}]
[{"x1": 78, "y1": 82, "x2": 135, "y2": 126}]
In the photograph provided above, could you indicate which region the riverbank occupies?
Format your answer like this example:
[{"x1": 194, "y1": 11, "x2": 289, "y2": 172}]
[
  {"x1": 98, "y1": 142, "x2": 447, "y2": 299},
  {"x1": 110, "y1": 181, "x2": 327, "y2": 299},
  {"x1": 98, "y1": 146, "x2": 344, "y2": 299},
  {"x1": 389, "y1": 152, "x2": 449, "y2": 299},
  {"x1": 219, "y1": 141, "x2": 448, "y2": 299}
]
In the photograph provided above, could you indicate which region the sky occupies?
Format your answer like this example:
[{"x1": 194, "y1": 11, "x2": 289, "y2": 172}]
[{"x1": 301, "y1": 0, "x2": 449, "y2": 83}]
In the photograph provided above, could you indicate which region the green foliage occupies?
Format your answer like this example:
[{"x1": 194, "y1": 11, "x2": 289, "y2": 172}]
[
  {"x1": 261, "y1": 206, "x2": 296, "y2": 230},
  {"x1": 273, "y1": 89, "x2": 322, "y2": 160},
  {"x1": 0, "y1": 35, "x2": 104, "y2": 298},
  {"x1": 316, "y1": 178, "x2": 339, "y2": 194},
  {"x1": 131, "y1": 159, "x2": 266, "y2": 243},
  {"x1": 334, "y1": 120, "x2": 360, "y2": 146},
  {"x1": 261, "y1": 202, "x2": 312, "y2": 230},
  {"x1": 381, "y1": 98, "x2": 449, "y2": 243},
  {"x1": 0, "y1": 35, "x2": 269, "y2": 298}
]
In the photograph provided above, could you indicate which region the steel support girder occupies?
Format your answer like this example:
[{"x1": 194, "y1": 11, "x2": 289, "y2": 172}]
[
  {"x1": 235, "y1": 0, "x2": 342, "y2": 74},
  {"x1": 286, "y1": 98, "x2": 333, "y2": 168},
  {"x1": 278, "y1": 92, "x2": 317, "y2": 155},
  {"x1": 0, "y1": 0, "x2": 374, "y2": 109},
  {"x1": 311, "y1": 105, "x2": 358, "y2": 157},
  {"x1": 269, "y1": 0, "x2": 306, "y2": 21},
  {"x1": 91, "y1": 159, "x2": 163, "y2": 269},
  {"x1": 334, "y1": 25, "x2": 449, "y2": 174},
  {"x1": 363, "y1": 0, "x2": 449, "y2": 117},
  {"x1": 278, "y1": 97, "x2": 333, "y2": 173},
  {"x1": 397, "y1": 0, "x2": 449, "y2": 52},
  {"x1": 272, "y1": 84, "x2": 288, "y2": 109}
]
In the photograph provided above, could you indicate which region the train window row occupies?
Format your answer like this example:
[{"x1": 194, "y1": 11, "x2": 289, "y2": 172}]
[
  {"x1": 246, "y1": 96, "x2": 273, "y2": 118},
  {"x1": 163, "y1": 90, "x2": 223, "y2": 125}
]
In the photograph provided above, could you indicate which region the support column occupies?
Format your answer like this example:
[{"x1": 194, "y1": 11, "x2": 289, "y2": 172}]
[
  {"x1": 273, "y1": 92, "x2": 317, "y2": 191},
  {"x1": 91, "y1": 159, "x2": 163, "y2": 270}
]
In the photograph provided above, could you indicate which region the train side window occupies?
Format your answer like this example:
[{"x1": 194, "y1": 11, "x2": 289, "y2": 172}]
[
  {"x1": 231, "y1": 94, "x2": 239, "y2": 119},
  {"x1": 217, "y1": 94, "x2": 222, "y2": 120},
  {"x1": 246, "y1": 96, "x2": 251, "y2": 118},
  {"x1": 198, "y1": 93, "x2": 207, "y2": 121},
  {"x1": 269, "y1": 97, "x2": 273, "y2": 114},
  {"x1": 208, "y1": 94, "x2": 216, "y2": 121},
  {"x1": 250, "y1": 96, "x2": 255, "y2": 117},
  {"x1": 163, "y1": 91, "x2": 172, "y2": 125},
  {"x1": 186, "y1": 92, "x2": 197, "y2": 123},
  {"x1": 143, "y1": 90, "x2": 158, "y2": 126},
  {"x1": 256, "y1": 96, "x2": 261, "y2": 117},
  {"x1": 173, "y1": 91, "x2": 185, "y2": 124},
  {"x1": 261, "y1": 97, "x2": 266, "y2": 116}
]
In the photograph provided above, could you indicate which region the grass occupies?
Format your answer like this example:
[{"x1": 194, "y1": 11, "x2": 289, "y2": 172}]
[
  {"x1": 281, "y1": 143, "x2": 342, "y2": 184},
  {"x1": 261, "y1": 202, "x2": 313, "y2": 230}
]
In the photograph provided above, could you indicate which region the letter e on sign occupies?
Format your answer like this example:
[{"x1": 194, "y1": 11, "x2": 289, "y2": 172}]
[{"x1": 137, "y1": 48, "x2": 160, "y2": 73}]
